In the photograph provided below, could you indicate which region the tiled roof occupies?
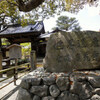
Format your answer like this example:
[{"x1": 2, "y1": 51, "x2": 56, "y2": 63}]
[{"x1": 0, "y1": 21, "x2": 45, "y2": 36}]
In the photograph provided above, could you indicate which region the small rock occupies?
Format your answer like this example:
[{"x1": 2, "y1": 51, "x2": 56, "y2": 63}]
[
  {"x1": 16, "y1": 88, "x2": 32, "y2": 100},
  {"x1": 29, "y1": 67, "x2": 46, "y2": 77},
  {"x1": 57, "y1": 91, "x2": 79, "y2": 100},
  {"x1": 49, "y1": 85, "x2": 60, "y2": 97},
  {"x1": 33, "y1": 95, "x2": 40, "y2": 100},
  {"x1": 56, "y1": 76, "x2": 69, "y2": 91},
  {"x1": 42, "y1": 96, "x2": 55, "y2": 100},
  {"x1": 20, "y1": 75, "x2": 41, "y2": 89},
  {"x1": 36, "y1": 67, "x2": 45, "y2": 72},
  {"x1": 43, "y1": 75, "x2": 56, "y2": 85},
  {"x1": 70, "y1": 79, "x2": 93, "y2": 99},
  {"x1": 93, "y1": 88, "x2": 100, "y2": 95},
  {"x1": 30, "y1": 77, "x2": 41, "y2": 86},
  {"x1": 91, "y1": 94, "x2": 100, "y2": 100},
  {"x1": 20, "y1": 78, "x2": 30, "y2": 90},
  {"x1": 30, "y1": 85, "x2": 48, "y2": 97},
  {"x1": 87, "y1": 75, "x2": 100, "y2": 88}
]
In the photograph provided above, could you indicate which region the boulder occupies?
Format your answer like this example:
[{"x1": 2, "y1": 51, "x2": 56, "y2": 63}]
[
  {"x1": 30, "y1": 85, "x2": 48, "y2": 97},
  {"x1": 20, "y1": 77, "x2": 30, "y2": 90},
  {"x1": 56, "y1": 76, "x2": 69, "y2": 91},
  {"x1": 20, "y1": 75, "x2": 41, "y2": 89},
  {"x1": 44, "y1": 31, "x2": 100, "y2": 72},
  {"x1": 16, "y1": 88, "x2": 32, "y2": 100},
  {"x1": 43, "y1": 75, "x2": 56, "y2": 85},
  {"x1": 42, "y1": 96, "x2": 55, "y2": 100},
  {"x1": 33, "y1": 95, "x2": 40, "y2": 100},
  {"x1": 70, "y1": 73, "x2": 93, "y2": 99},
  {"x1": 91, "y1": 94, "x2": 100, "y2": 100},
  {"x1": 87, "y1": 75, "x2": 100, "y2": 88},
  {"x1": 57, "y1": 91, "x2": 79, "y2": 100},
  {"x1": 93, "y1": 88, "x2": 100, "y2": 95},
  {"x1": 49, "y1": 85, "x2": 60, "y2": 97}
]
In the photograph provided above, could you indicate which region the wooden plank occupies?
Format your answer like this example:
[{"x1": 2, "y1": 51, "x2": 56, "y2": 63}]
[
  {"x1": 0, "y1": 38, "x2": 2, "y2": 77},
  {"x1": 0, "y1": 63, "x2": 29, "y2": 73},
  {"x1": 0, "y1": 51, "x2": 2, "y2": 77}
]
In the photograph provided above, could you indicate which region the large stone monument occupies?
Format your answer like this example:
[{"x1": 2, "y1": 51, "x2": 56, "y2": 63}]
[
  {"x1": 44, "y1": 31, "x2": 100, "y2": 72},
  {"x1": 16, "y1": 31, "x2": 100, "y2": 100}
]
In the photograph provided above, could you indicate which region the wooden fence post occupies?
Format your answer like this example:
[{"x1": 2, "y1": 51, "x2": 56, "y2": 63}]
[
  {"x1": 30, "y1": 50, "x2": 37, "y2": 71},
  {"x1": 14, "y1": 59, "x2": 18, "y2": 85},
  {"x1": 0, "y1": 51, "x2": 2, "y2": 77}
]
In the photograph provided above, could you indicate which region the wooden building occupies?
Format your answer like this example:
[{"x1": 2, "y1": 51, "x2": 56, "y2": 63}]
[{"x1": 0, "y1": 21, "x2": 46, "y2": 72}]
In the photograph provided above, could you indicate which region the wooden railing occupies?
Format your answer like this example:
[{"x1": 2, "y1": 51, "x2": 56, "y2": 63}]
[{"x1": 0, "y1": 63, "x2": 30, "y2": 89}]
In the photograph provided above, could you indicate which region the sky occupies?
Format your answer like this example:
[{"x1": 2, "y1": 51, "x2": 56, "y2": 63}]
[{"x1": 44, "y1": 2, "x2": 100, "y2": 32}]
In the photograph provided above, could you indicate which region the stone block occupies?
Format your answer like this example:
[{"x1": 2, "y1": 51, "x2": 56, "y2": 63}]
[
  {"x1": 49, "y1": 85, "x2": 60, "y2": 97},
  {"x1": 57, "y1": 91, "x2": 79, "y2": 100},
  {"x1": 44, "y1": 31, "x2": 100, "y2": 72},
  {"x1": 16, "y1": 88, "x2": 32, "y2": 100},
  {"x1": 30, "y1": 85, "x2": 48, "y2": 97}
]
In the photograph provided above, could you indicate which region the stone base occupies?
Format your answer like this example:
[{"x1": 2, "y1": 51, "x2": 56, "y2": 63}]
[{"x1": 16, "y1": 68, "x2": 100, "y2": 100}]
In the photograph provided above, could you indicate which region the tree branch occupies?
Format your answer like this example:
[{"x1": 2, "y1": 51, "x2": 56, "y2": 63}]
[
  {"x1": 16, "y1": 0, "x2": 44, "y2": 12},
  {"x1": 6, "y1": 0, "x2": 18, "y2": 6}
]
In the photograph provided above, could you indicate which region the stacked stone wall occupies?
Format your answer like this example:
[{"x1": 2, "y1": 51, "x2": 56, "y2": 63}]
[{"x1": 16, "y1": 68, "x2": 100, "y2": 100}]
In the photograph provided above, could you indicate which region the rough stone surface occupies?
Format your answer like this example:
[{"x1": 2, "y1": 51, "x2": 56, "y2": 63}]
[
  {"x1": 29, "y1": 67, "x2": 48, "y2": 77},
  {"x1": 87, "y1": 75, "x2": 100, "y2": 88},
  {"x1": 43, "y1": 75, "x2": 56, "y2": 85},
  {"x1": 56, "y1": 76, "x2": 69, "y2": 91},
  {"x1": 20, "y1": 75, "x2": 41, "y2": 89},
  {"x1": 20, "y1": 77, "x2": 30, "y2": 90},
  {"x1": 49, "y1": 85, "x2": 60, "y2": 97},
  {"x1": 30, "y1": 77, "x2": 41, "y2": 86},
  {"x1": 42, "y1": 96, "x2": 55, "y2": 100},
  {"x1": 57, "y1": 91, "x2": 79, "y2": 100},
  {"x1": 91, "y1": 94, "x2": 100, "y2": 100},
  {"x1": 93, "y1": 88, "x2": 100, "y2": 95},
  {"x1": 16, "y1": 69, "x2": 100, "y2": 100},
  {"x1": 44, "y1": 31, "x2": 100, "y2": 72},
  {"x1": 70, "y1": 73, "x2": 93, "y2": 99},
  {"x1": 16, "y1": 88, "x2": 32, "y2": 100},
  {"x1": 30, "y1": 85, "x2": 48, "y2": 97},
  {"x1": 33, "y1": 95, "x2": 40, "y2": 100}
]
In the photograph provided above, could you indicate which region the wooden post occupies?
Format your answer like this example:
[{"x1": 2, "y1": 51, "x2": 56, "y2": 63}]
[
  {"x1": 6, "y1": 60, "x2": 11, "y2": 77},
  {"x1": 0, "y1": 51, "x2": 2, "y2": 77},
  {"x1": 30, "y1": 39, "x2": 37, "y2": 71},
  {"x1": 30, "y1": 50, "x2": 36, "y2": 71},
  {"x1": 14, "y1": 58, "x2": 18, "y2": 85},
  {"x1": 0, "y1": 38, "x2": 2, "y2": 77}
]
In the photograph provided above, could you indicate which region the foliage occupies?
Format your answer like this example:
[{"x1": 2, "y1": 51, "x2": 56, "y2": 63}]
[
  {"x1": 54, "y1": 16, "x2": 81, "y2": 32},
  {"x1": 18, "y1": 59, "x2": 29, "y2": 65},
  {"x1": 65, "y1": 0, "x2": 99, "y2": 13},
  {"x1": 0, "y1": 0, "x2": 35, "y2": 29},
  {"x1": 0, "y1": 0, "x2": 18, "y2": 26},
  {"x1": 16, "y1": 0, "x2": 99, "y2": 13},
  {"x1": 0, "y1": 0, "x2": 99, "y2": 28},
  {"x1": 21, "y1": 43, "x2": 31, "y2": 58},
  {"x1": 1, "y1": 38, "x2": 10, "y2": 45}
]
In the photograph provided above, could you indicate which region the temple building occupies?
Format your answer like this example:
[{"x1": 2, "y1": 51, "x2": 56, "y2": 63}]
[{"x1": 0, "y1": 21, "x2": 46, "y2": 71}]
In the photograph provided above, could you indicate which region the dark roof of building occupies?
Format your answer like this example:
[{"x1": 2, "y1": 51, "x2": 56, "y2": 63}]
[
  {"x1": 40, "y1": 28, "x2": 61, "y2": 38},
  {"x1": 0, "y1": 21, "x2": 45, "y2": 37}
]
